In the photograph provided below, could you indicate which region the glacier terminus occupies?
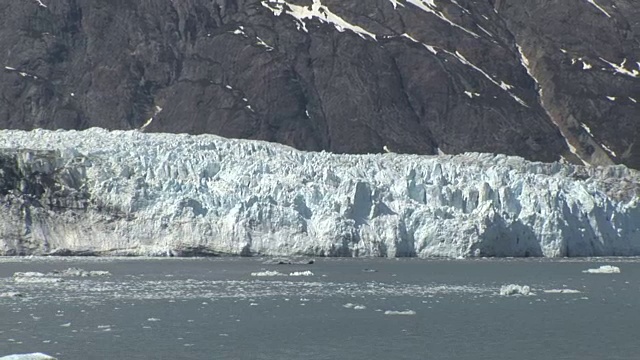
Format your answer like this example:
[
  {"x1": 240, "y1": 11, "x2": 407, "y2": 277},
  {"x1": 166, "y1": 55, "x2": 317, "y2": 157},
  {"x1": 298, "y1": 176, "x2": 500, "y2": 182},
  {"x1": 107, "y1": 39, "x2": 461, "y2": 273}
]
[{"x1": 0, "y1": 128, "x2": 638, "y2": 258}]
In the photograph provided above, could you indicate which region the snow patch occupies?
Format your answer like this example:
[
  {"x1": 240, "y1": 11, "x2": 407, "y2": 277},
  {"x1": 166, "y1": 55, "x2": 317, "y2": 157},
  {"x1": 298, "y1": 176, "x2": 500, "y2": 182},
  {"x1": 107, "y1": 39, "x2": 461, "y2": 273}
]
[
  {"x1": 256, "y1": 37, "x2": 274, "y2": 51},
  {"x1": 580, "y1": 123, "x2": 594, "y2": 137},
  {"x1": 601, "y1": 143, "x2": 617, "y2": 158},
  {"x1": 450, "y1": 51, "x2": 528, "y2": 107},
  {"x1": 262, "y1": 0, "x2": 376, "y2": 40},
  {"x1": 401, "y1": 33, "x2": 438, "y2": 55},
  {"x1": 586, "y1": 0, "x2": 611, "y2": 18},
  {"x1": 403, "y1": 0, "x2": 479, "y2": 38},
  {"x1": 600, "y1": 58, "x2": 639, "y2": 78},
  {"x1": 232, "y1": 26, "x2": 247, "y2": 36}
]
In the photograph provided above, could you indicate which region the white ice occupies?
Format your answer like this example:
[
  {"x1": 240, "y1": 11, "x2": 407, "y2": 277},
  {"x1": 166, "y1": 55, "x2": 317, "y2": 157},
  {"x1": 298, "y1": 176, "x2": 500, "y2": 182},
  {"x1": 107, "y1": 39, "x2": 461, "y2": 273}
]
[
  {"x1": 543, "y1": 289, "x2": 581, "y2": 294},
  {"x1": 384, "y1": 310, "x2": 416, "y2": 315},
  {"x1": 0, "y1": 128, "x2": 639, "y2": 258},
  {"x1": 0, "y1": 354, "x2": 56, "y2": 360},
  {"x1": 499, "y1": 284, "x2": 532, "y2": 296},
  {"x1": 582, "y1": 265, "x2": 621, "y2": 274}
]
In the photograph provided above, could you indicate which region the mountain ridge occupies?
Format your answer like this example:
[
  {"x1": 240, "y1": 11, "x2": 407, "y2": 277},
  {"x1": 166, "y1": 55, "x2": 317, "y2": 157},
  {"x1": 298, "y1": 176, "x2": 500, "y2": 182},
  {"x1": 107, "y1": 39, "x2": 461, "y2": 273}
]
[{"x1": 0, "y1": 0, "x2": 638, "y2": 166}]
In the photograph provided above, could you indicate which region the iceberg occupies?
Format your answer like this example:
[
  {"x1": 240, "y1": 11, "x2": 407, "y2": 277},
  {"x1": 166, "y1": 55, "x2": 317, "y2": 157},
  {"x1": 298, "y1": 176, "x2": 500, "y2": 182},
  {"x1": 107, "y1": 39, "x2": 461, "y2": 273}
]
[
  {"x1": 499, "y1": 284, "x2": 532, "y2": 296},
  {"x1": 0, "y1": 128, "x2": 638, "y2": 258},
  {"x1": 0, "y1": 354, "x2": 57, "y2": 360},
  {"x1": 582, "y1": 265, "x2": 621, "y2": 274}
]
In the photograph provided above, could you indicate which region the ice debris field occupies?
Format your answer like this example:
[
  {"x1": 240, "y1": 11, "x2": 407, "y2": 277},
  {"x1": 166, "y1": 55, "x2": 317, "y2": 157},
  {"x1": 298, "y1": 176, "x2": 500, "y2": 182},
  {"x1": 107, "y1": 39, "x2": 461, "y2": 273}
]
[{"x1": 0, "y1": 128, "x2": 639, "y2": 257}]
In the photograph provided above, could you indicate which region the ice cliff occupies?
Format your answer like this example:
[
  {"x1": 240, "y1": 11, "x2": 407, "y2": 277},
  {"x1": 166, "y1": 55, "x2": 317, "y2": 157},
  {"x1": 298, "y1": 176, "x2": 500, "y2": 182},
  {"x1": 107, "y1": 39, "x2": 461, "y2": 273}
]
[{"x1": 0, "y1": 128, "x2": 639, "y2": 257}]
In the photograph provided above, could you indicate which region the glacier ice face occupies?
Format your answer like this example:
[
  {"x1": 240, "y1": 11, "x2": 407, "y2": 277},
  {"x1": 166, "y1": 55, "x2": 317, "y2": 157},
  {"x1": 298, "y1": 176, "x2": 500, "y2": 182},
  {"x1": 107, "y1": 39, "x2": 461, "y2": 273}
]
[{"x1": 0, "y1": 128, "x2": 639, "y2": 258}]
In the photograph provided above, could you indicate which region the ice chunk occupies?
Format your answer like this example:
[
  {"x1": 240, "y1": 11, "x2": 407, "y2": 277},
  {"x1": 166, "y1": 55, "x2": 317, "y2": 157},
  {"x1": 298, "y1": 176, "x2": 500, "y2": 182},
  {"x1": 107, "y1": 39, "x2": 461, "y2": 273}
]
[
  {"x1": 384, "y1": 310, "x2": 416, "y2": 315},
  {"x1": 543, "y1": 289, "x2": 581, "y2": 294},
  {"x1": 582, "y1": 265, "x2": 620, "y2": 274},
  {"x1": 250, "y1": 271, "x2": 287, "y2": 277},
  {"x1": 499, "y1": 284, "x2": 532, "y2": 296},
  {"x1": 13, "y1": 277, "x2": 63, "y2": 284},
  {"x1": 51, "y1": 267, "x2": 111, "y2": 277},
  {"x1": 289, "y1": 271, "x2": 314, "y2": 277},
  {"x1": 0, "y1": 354, "x2": 57, "y2": 360},
  {"x1": 0, "y1": 292, "x2": 23, "y2": 298}
]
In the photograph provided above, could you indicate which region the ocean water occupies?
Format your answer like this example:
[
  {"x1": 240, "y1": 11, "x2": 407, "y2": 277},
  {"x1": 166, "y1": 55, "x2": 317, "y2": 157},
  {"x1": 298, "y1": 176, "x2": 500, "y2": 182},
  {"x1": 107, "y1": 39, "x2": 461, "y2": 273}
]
[{"x1": 1, "y1": 257, "x2": 639, "y2": 359}]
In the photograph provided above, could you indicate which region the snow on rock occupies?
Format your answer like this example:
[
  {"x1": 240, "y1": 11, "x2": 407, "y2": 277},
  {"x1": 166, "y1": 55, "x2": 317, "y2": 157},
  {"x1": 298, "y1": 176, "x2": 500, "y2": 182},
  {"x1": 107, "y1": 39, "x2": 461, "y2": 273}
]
[
  {"x1": 499, "y1": 284, "x2": 532, "y2": 296},
  {"x1": 0, "y1": 128, "x2": 639, "y2": 258},
  {"x1": 582, "y1": 265, "x2": 621, "y2": 274},
  {"x1": 262, "y1": 0, "x2": 377, "y2": 40}
]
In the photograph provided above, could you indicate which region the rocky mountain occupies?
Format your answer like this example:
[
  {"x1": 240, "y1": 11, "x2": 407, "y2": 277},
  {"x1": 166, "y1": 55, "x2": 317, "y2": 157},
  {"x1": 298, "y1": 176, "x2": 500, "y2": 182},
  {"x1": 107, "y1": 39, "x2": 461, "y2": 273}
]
[{"x1": 0, "y1": 0, "x2": 638, "y2": 167}]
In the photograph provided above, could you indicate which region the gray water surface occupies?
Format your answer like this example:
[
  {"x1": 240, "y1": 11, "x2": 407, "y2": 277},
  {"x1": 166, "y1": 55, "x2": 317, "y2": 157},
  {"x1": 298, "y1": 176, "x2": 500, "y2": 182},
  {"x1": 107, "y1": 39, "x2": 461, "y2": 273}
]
[{"x1": 1, "y1": 257, "x2": 639, "y2": 359}]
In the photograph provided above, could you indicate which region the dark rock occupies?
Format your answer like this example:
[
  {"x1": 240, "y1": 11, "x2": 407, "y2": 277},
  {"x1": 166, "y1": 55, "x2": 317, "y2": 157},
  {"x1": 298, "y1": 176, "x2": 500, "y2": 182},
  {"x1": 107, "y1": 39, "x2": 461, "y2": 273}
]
[{"x1": 0, "y1": 0, "x2": 638, "y2": 167}]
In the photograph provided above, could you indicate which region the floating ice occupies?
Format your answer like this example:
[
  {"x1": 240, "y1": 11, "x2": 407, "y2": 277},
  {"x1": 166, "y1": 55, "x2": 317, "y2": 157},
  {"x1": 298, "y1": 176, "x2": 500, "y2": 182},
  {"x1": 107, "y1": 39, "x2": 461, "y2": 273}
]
[
  {"x1": 289, "y1": 271, "x2": 314, "y2": 277},
  {"x1": 0, "y1": 354, "x2": 56, "y2": 360},
  {"x1": 543, "y1": 289, "x2": 581, "y2": 294},
  {"x1": 13, "y1": 272, "x2": 46, "y2": 278},
  {"x1": 582, "y1": 265, "x2": 620, "y2": 274},
  {"x1": 499, "y1": 284, "x2": 532, "y2": 296},
  {"x1": 13, "y1": 277, "x2": 64, "y2": 284},
  {"x1": 0, "y1": 292, "x2": 23, "y2": 298},
  {"x1": 51, "y1": 268, "x2": 111, "y2": 277},
  {"x1": 343, "y1": 303, "x2": 367, "y2": 310},
  {"x1": 251, "y1": 271, "x2": 287, "y2": 277},
  {"x1": 384, "y1": 310, "x2": 416, "y2": 315}
]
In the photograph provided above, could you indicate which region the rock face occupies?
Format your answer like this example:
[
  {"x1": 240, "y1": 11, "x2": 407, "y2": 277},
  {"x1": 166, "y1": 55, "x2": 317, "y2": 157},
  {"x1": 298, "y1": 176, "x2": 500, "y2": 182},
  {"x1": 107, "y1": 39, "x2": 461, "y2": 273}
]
[
  {"x1": 1, "y1": 0, "x2": 638, "y2": 166},
  {"x1": 0, "y1": 128, "x2": 638, "y2": 257}
]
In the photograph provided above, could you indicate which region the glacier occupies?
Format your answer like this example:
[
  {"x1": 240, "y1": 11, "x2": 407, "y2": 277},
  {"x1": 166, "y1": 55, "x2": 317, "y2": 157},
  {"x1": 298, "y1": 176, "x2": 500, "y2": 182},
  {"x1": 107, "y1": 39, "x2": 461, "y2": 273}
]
[{"x1": 0, "y1": 128, "x2": 639, "y2": 257}]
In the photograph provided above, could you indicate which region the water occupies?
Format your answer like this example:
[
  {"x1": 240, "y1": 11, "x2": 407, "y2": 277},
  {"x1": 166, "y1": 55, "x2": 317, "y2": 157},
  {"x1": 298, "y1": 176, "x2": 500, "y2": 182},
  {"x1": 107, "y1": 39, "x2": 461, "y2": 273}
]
[{"x1": 1, "y1": 257, "x2": 639, "y2": 359}]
